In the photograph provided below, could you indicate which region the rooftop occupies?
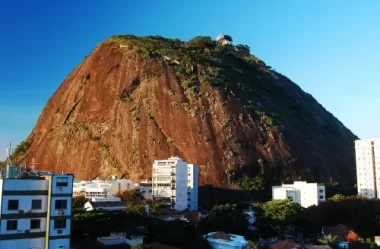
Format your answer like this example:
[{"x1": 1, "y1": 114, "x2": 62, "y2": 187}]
[
  {"x1": 147, "y1": 242, "x2": 180, "y2": 249},
  {"x1": 205, "y1": 232, "x2": 247, "y2": 246},
  {"x1": 323, "y1": 224, "x2": 359, "y2": 242},
  {"x1": 270, "y1": 240, "x2": 301, "y2": 249},
  {"x1": 87, "y1": 201, "x2": 126, "y2": 208}
]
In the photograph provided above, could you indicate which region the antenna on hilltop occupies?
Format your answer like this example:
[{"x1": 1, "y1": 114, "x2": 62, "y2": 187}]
[{"x1": 5, "y1": 142, "x2": 13, "y2": 166}]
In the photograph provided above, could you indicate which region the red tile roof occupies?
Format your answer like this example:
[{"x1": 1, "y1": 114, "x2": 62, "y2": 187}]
[
  {"x1": 270, "y1": 240, "x2": 301, "y2": 249},
  {"x1": 323, "y1": 224, "x2": 359, "y2": 242}
]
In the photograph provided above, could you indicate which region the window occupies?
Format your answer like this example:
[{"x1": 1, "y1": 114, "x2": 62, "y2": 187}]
[
  {"x1": 8, "y1": 200, "x2": 19, "y2": 210},
  {"x1": 319, "y1": 189, "x2": 324, "y2": 193},
  {"x1": 56, "y1": 177, "x2": 68, "y2": 187},
  {"x1": 54, "y1": 219, "x2": 67, "y2": 229},
  {"x1": 32, "y1": 199, "x2": 42, "y2": 210},
  {"x1": 6, "y1": 220, "x2": 17, "y2": 230},
  {"x1": 30, "y1": 219, "x2": 41, "y2": 229},
  {"x1": 319, "y1": 195, "x2": 324, "y2": 199},
  {"x1": 55, "y1": 200, "x2": 67, "y2": 209}
]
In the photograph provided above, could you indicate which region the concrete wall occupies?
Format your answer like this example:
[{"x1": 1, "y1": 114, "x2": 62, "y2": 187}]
[{"x1": 0, "y1": 238, "x2": 45, "y2": 249}]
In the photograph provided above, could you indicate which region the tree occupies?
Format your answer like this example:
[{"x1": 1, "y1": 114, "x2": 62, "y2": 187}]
[
  {"x1": 200, "y1": 204, "x2": 249, "y2": 235},
  {"x1": 248, "y1": 241, "x2": 270, "y2": 249},
  {"x1": 239, "y1": 175, "x2": 265, "y2": 191},
  {"x1": 261, "y1": 199, "x2": 302, "y2": 239},
  {"x1": 115, "y1": 189, "x2": 145, "y2": 203},
  {"x1": 328, "y1": 194, "x2": 345, "y2": 201},
  {"x1": 131, "y1": 244, "x2": 146, "y2": 249},
  {"x1": 318, "y1": 234, "x2": 337, "y2": 246},
  {"x1": 73, "y1": 196, "x2": 87, "y2": 209},
  {"x1": 350, "y1": 238, "x2": 377, "y2": 249}
]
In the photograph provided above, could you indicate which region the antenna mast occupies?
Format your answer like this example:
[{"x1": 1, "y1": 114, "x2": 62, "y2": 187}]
[{"x1": 29, "y1": 158, "x2": 41, "y2": 172}]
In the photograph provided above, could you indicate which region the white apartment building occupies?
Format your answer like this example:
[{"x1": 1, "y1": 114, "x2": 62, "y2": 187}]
[
  {"x1": 73, "y1": 179, "x2": 135, "y2": 199},
  {"x1": 355, "y1": 138, "x2": 380, "y2": 198},
  {"x1": 152, "y1": 157, "x2": 198, "y2": 211},
  {"x1": 0, "y1": 172, "x2": 73, "y2": 249},
  {"x1": 134, "y1": 181, "x2": 153, "y2": 200},
  {"x1": 272, "y1": 181, "x2": 325, "y2": 208},
  {"x1": 187, "y1": 164, "x2": 198, "y2": 211}
]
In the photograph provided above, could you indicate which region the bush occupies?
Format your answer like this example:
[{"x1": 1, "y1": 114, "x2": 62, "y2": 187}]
[
  {"x1": 12, "y1": 140, "x2": 31, "y2": 158},
  {"x1": 120, "y1": 89, "x2": 130, "y2": 102},
  {"x1": 188, "y1": 36, "x2": 216, "y2": 49}
]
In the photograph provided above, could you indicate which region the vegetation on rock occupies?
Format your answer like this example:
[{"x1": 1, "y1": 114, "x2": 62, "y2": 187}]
[{"x1": 15, "y1": 34, "x2": 358, "y2": 190}]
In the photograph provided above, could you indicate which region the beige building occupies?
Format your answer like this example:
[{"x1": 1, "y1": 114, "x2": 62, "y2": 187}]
[{"x1": 355, "y1": 138, "x2": 380, "y2": 198}]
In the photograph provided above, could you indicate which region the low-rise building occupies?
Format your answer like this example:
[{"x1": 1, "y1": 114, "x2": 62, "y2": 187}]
[
  {"x1": 84, "y1": 197, "x2": 125, "y2": 212},
  {"x1": 73, "y1": 179, "x2": 135, "y2": 199},
  {"x1": 135, "y1": 180, "x2": 153, "y2": 200},
  {"x1": 205, "y1": 231, "x2": 248, "y2": 249},
  {"x1": 0, "y1": 170, "x2": 73, "y2": 249},
  {"x1": 97, "y1": 232, "x2": 144, "y2": 247},
  {"x1": 272, "y1": 181, "x2": 326, "y2": 208}
]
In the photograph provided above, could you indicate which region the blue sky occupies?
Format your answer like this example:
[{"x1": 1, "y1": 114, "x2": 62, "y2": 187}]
[{"x1": 0, "y1": 0, "x2": 379, "y2": 160}]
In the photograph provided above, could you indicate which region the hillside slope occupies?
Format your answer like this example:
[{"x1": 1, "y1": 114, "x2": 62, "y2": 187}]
[{"x1": 14, "y1": 35, "x2": 357, "y2": 188}]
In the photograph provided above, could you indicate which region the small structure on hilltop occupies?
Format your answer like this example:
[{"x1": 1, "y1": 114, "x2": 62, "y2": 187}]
[{"x1": 216, "y1": 34, "x2": 233, "y2": 45}]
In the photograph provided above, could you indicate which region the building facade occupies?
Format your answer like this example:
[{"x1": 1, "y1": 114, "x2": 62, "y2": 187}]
[
  {"x1": 272, "y1": 181, "x2": 325, "y2": 208},
  {"x1": 134, "y1": 181, "x2": 153, "y2": 200},
  {"x1": 187, "y1": 164, "x2": 198, "y2": 211},
  {"x1": 73, "y1": 179, "x2": 135, "y2": 199},
  {"x1": 152, "y1": 157, "x2": 198, "y2": 211},
  {"x1": 355, "y1": 139, "x2": 380, "y2": 198},
  {"x1": 0, "y1": 173, "x2": 73, "y2": 249}
]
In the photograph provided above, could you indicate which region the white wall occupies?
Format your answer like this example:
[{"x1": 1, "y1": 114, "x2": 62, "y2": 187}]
[
  {"x1": 126, "y1": 237, "x2": 144, "y2": 247},
  {"x1": 48, "y1": 238, "x2": 70, "y2": 249},
  {"x1": 273, "y1": 182, "x2": 323, "y2": 208},
  {"x1": 0, "y1": 238, "x2": 45, "y2": 249},
  {"x1": 175, "y1": 160, "x2": 188, "y2": 211},
  {"x1": 1, "y1": 196, "x2": 48, "y2": 214},
  {"x1": 2, "y1": 179, "x2": 48, "y2": 192},
  {"x1": 0, "y1": 218, "x2": 47, "y2": 235},
  {"x1": 187, "y1": 164, "x2": 198, "y2": 211}
]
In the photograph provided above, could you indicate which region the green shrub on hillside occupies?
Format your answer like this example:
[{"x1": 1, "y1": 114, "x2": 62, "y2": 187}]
[{"x1": 12, "y1": 140, "x2": 31, "y2": 158}]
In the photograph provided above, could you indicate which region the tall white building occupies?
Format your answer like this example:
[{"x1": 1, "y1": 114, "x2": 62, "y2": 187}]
[
  {"x1": 272, "y1": 181, "x2": 325, "y2": 208},
  {"x1": 187, "y1": 164, "x2": 198, "y2": 211},
  {"x1": 0, "y1": 172, "x2": 73, "y2": 249},
  {"x1": 152, "y1": 157, "x2": 198, "y2": 211},
  {"x1": 355, "y1": 138, "x2": 380, "y2": 198}
]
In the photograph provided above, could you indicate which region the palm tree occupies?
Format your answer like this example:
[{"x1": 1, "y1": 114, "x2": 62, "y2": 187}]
[{"x1": 318, "y1": 234, "x2": 338, "y2": 245}]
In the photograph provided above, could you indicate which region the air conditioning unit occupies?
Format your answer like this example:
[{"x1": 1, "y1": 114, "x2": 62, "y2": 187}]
[
  {"x1": 25, "y1": 230, "x2": 30, "y2": 234},
  {"x1": 19, "y1": 210, "x2": 24, "y2": 214},
  {"x1": 57, "y1": 229, "x2": 63, "y2": 234},
  {"x1": 58, "y1": 210, "x2": 65, "y2": 215}
]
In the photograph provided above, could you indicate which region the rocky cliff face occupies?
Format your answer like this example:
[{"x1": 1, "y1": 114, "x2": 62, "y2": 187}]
[{"x1": 14, "y1": 35, "x2": 357, "y2": 188}]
